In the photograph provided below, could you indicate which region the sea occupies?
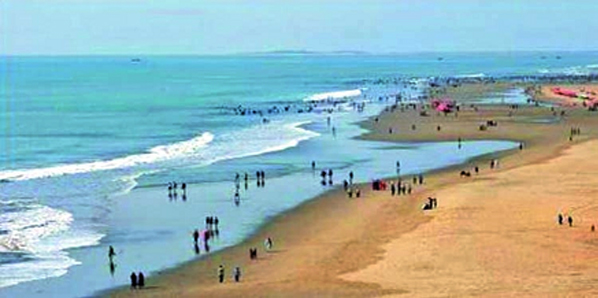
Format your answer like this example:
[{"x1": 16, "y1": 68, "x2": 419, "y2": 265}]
[{"x1": 1, "y1": 52, "x2": 598, "y2": 297}]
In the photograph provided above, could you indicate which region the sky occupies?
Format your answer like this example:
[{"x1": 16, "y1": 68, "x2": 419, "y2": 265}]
[{"x1": 2, "y1": 0, "x2": 598, "y2": 55}]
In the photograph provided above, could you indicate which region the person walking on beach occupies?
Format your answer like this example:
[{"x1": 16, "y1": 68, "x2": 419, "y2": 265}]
[
  {"x1": 233, "y1": 266, "x2": 241, "y2": 282},
  {"x1": 138, "y1": 272, "x2": 145, "y2": 289},
  {"x1": 312, "y1": 161, "x2": 316, "y2": 170},
  {"x1": 558, "y1": 213, "x2": 564, "y2": 225},
  {"x1": 130, "y1": 272, "x2": 137, "y2": 289},
  {"x1": 349, "y1": 171, "x2": 354, "y2": 184},
  {"x1": 356, "y1": 188, "x2": 361, "y2": 198},
  {"x1": 214, "y1": 217, "x2": 219, "y2": 230},
  {"x1": 418, "y1": 174, "x2": 424, "y2": 185},
  {"x1": 218, "y1": 265, "x2": 225, "y2": 283},
  {"x1": 265, "y1": 237, "x2": 273, "y2": 251},
  {"x1": 568, "y1": 215, "x2": 573, "y2": 227},
  {"x1": 182, "y1": 183, "x2": 186, "y2": 194},
  {"x1": 391, "y1": 182, "x2": 396, "y2": 196}
]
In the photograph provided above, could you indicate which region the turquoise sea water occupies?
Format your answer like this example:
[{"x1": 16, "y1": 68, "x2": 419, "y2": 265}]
[{"x1": 1, "y1": 53, "x2": 597, "y2": 297}]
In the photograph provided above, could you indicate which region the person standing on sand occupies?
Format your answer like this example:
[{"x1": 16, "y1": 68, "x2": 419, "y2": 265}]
[
  {"x1": 138, "y1": 272, "x2": 145, "y2": 289},
  {"x1": 558, "y1": 213, "x2": 564, "y2": 225},
  {"x1": 218, "y1": 265, "x2": 225, "y2": 283},
  {"x1": 391, "y1": 182, "x2": 396, "y2": 196},
  {"x1": 234, "y1": 266, "x2": 241, "y2": 282},
  {"x1": 349, "y1": 171, "x2": 354, "y2": 184},
  {"x1": 130, "y1": 272, "x2": 137, "y2": 289},
  {"x1": 265, "y1": 237, "x2": 273, "y2": 250},
  {"x1": 568, "y1": 216, "x2": 573, "y2": 227}
]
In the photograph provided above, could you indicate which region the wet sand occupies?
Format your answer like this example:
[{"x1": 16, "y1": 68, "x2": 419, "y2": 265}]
[{"x1": 109, "y1": 84, "x2": 598, "y2": 297}]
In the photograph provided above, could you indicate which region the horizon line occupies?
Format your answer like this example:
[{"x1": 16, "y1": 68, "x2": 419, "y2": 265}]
[{"x1": 2, "y1": 49, "x2": 598, "y2": 57}]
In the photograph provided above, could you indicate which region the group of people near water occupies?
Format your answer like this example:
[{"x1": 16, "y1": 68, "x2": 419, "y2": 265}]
[
  {"x1": 130, "y1": 272, "x2": 146, "y2": 289},
  {"x1": 191, "y1": 216, "x2": 220, "y2": 254},
  {"x1": 233, "y1": 171, "x2": 267, "y2": 206},
  {"x1": 167, "y1": 181, "x2": 187, "y2": 201},
  {"x1": 320, "y1": 169, "x2": 334, "y2": 186}
]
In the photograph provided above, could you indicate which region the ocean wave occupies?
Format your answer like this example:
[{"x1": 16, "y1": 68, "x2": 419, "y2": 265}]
[
  {"x1": 209, "y1": 121, "x2": 320, "y2": 163},
  {"x1": 0, "y1": 202, "x2": 104, "y2": 288},
  {"x1": 0, "y1": 204, "x2": 73, "y2": 252},
  {"x1": 0, "y1": 120, "x2": 320, "y2": 187},
  {"x1": 304, "y1": 89, "x2": 364, "y2": 102},
  {"x1": 0, "y1": 132, "x2": 214, "y2": 182},
  {"x1": 537, "y1": 64, "x2": 598, "y2": 75},
  {"x1": 455, "y1": 73, "x2": 486, "y2": 78}
]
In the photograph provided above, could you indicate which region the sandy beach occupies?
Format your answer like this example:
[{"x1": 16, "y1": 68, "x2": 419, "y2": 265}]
[
  {"x1": 109, "y1": 84, "x2": 598, "y2": 297},
  {"x1": 533, "y1": 84, "x2": 598, "y2": 107}
]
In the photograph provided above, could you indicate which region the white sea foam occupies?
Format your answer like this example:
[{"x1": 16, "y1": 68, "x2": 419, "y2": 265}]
[
  {"x1": 455, "y1": 73, "x2": 486, "y2": 78},
  {"x1": 0, "y1": 132, "x2": 214, "y2": 181},
  {"x1": 538, "y1": 64, "x2": 598, "y2": 75},
  {"x1": 0, "y1": 203, "x2": 104, "y2": 288},
  {"x1": 304, "y1": 89, "x2": 364, "y2": 102},
  {"x1": 191, "y1": 121, "x2": 320, "y2": 167}
]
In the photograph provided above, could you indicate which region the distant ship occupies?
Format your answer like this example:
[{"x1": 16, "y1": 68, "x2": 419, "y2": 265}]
[
  {"x1": 437, "y1": 57, "x2": 444, "y2": 61},
  {"x1": 131, "y1": 58, "x2": 141, "y2": 63},
  {"x1": 556, "y1": 56, "x2": 562, "y2": 60}
]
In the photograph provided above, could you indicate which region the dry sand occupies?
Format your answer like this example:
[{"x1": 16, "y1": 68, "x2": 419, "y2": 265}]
[
  {"x1": 343, "y1": 139, "x2": 598, "y2": 297},
  {"x1": 110, "y1": 84, "x2": 598, "y2": 297}
]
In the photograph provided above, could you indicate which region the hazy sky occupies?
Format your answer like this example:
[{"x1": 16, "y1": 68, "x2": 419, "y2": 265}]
[{"x1": 2, "y1": 0, "x2": 598, "y2": 55}]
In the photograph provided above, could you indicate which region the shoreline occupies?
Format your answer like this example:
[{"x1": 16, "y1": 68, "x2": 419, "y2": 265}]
[
  {"x1": 107, "y1": 83, "x2": 598, "y2": 297},
  {"x1": 101, "y1": 143, "x2": 519, "y2": 297}
]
